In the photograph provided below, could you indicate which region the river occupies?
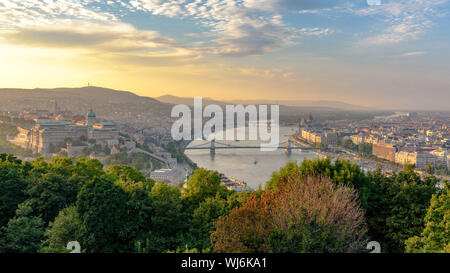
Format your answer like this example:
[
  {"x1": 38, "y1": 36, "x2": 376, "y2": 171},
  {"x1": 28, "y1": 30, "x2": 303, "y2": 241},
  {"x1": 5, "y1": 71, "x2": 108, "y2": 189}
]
[{"x1": 185, "y1": 126, "x2": 318, "y2": 189}]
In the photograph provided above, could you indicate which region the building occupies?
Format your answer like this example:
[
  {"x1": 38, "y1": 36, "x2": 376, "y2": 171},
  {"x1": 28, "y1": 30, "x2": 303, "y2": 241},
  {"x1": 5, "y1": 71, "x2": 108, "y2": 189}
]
[
  {"x1": 373, "y1": 143, "x2": 397, "y2": 162},
  {"x1": 395, "y1": 151, "x2": 418, "y2": 166},
  {"x1": 86, "y1": 109, "x2": 97, "y2": 126},
  {"x1": 394, "y1": 150, "x2": 444, "y2": 170},
  {"x1": 9, "y1": 109, "x2": 118, "y2": 154},
  {"x1": 300, "y1": 129, "x2": 336, "y2": 146},
  {"x1": 416, "y1": 152, "x2": 440, "y2": 170},
  {"x1": 150, "y1": 168, "x2": 184, "y2": 184},
  {"x1": 301, "y1": 129, "x2": 322, "y2": 144},
  {"x1": 351, "y1": 135, "x2": 365, "y2": 145},
  {"x1": 324, "y1": 132, "x2": 338, "y2": 146}
]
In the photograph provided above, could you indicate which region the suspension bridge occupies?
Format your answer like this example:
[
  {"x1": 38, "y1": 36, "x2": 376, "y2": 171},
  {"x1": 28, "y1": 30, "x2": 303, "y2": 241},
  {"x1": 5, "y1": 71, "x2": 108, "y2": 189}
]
[{"x1": 185, "y1": 139, "x2": 318, "y2": 155}]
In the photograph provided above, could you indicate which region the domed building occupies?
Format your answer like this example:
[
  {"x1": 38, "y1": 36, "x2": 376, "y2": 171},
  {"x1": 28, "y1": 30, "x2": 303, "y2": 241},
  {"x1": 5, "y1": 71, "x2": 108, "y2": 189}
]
[{"x1": 86, "y1": 109, "x2": 97, "y2": 126}]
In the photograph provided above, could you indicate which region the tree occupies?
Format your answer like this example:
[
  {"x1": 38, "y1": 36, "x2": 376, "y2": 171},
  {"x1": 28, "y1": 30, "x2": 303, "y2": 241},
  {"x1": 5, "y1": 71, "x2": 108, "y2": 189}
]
[
  {"x1": 41, "y1": 206, "x2": 84, "y2": 253},
  {"x1": 0, "y1": 154, "x2": 27, "y2": 227},
  {"x1": 366, "y1": 168, "x2": 438, "y2": 253},
  {"x1": 73, "y1": 158, "x2": 105, "y2": 181},
  {"x1": 0, "y1": 202, "x2": 45, "y2": 253},
  {"x1": 211, "y1": 176, "x2": 368, "y2": 253},
  {"x1": 211, "y1": 191, "x2": 274, "y2": 253},
  {"x1": 183, "y1": 169, "x2": 229, "y2": 208},
  {"x1": 114, "y1": 174, "x2": 154, "y2": 245},
  {"x1": 266, "y1": 158, "x2": 371, "y2": 210},
  {"x1": 143, "y1": 183, "x2": 187, "y2": 252},
  {"x1": 269, "y1": 176, "x2": 367, "y2": 252},
  {"x1": 24, "y1": 172, "x2": 80, "y2": 224},
  {"x1": 107, "y1": 165, "x2": 147, "y2": 184},
  {"x1": 190, "y1": 194, "x2": 230, "y2": 250},
  {"x1": 405, "y1": 182, "x2": 449, "y2": 253},
  {"x1": 76, "y1": 177, "x2": 131, "y2": 252}
]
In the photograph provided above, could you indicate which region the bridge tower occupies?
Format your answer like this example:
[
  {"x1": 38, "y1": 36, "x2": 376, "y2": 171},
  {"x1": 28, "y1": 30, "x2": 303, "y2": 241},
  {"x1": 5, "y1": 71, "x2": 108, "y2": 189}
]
[
  {"x1": 210, "y1": 139, "x2": 216, "y2": 156},
  {"x1": 285, "y1": 139, "x2": 292, "y2": 155}
]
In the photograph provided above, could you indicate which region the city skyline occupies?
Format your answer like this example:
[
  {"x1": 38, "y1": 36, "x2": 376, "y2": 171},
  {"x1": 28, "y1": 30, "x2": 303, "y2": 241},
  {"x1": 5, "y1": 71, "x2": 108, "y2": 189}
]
[{"x1": 0, "y1": 0, "x2": 449, "y2": 109}]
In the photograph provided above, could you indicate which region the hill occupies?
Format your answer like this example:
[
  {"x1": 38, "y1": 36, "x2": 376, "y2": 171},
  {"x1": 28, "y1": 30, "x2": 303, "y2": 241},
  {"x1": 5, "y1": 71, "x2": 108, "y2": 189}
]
[{"x1": 0, "y1": 86, "x2": 172, "y2": 127}]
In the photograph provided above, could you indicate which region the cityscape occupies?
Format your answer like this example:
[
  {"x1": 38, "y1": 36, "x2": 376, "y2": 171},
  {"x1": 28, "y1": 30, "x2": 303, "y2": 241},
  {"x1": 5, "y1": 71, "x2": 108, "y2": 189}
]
[{"x1": 0, "y1": 0, "x2": 449, "y2": 262}]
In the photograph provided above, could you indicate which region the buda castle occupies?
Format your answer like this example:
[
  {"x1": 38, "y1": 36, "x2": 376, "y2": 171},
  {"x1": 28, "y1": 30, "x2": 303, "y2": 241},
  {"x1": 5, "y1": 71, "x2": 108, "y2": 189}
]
[{"x1": 9, "y1": 109, "x2": 118, "y2": 154}]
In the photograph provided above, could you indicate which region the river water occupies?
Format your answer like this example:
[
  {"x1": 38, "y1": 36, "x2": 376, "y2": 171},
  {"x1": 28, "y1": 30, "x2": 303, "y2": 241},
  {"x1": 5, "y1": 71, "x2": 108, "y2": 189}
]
[{"x1": 185, "y1": 126, "x2": 318, "y2": 189}]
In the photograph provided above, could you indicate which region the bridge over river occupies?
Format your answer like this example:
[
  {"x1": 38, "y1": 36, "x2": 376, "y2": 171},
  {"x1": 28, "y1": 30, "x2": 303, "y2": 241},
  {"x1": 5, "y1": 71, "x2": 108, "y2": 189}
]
[{"x1": 185, "y1": 139, "x2": 318, "y2": 155}]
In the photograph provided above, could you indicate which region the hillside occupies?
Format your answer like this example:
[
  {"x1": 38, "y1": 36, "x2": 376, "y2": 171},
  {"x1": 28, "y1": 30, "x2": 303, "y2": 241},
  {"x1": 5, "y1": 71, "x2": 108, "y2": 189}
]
[
  {"x1": 156, "y1": 95, "x2": 367, "y2": 111},
  {"x1": 0, "y1": 86, "x2": 172, "y2": 127}
]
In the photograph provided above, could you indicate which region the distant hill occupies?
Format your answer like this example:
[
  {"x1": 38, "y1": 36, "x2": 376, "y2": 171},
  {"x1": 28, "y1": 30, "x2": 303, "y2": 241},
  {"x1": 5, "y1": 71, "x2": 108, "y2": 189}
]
[
  {"x1": 0, "y1": 87, "x2": 390, "y2": 127},
  {"x1": 155, "y1": 95, "x2": 389, "y2": 123},
  {"x1": 0, "y1": 86, "x2": 172, "y2": 127},
  {"x1": 156, "y1": 95, "x2": 367, "y2": 111},
  {"x1": 156, "y1": 95, "x2": 227, "y2": 107}
]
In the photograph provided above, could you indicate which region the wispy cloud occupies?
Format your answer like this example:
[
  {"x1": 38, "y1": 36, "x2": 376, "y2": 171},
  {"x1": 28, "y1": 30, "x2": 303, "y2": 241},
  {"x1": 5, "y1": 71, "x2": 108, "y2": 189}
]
[
  {"x1": 128, "y1": 0, "x2": 331, "y2": 56},
  {"x1": 355, "y1": 0, "x2": 449, "y2": 45},
  {"x1": 401, "y1": 51, "x2": 426, "y2": 57},
  {"x1": 0, "y1": 1, "x2": 202, "y2": 66},
  {"x1": 294, "y1": 0, "x2": 449, "y2": 46}
]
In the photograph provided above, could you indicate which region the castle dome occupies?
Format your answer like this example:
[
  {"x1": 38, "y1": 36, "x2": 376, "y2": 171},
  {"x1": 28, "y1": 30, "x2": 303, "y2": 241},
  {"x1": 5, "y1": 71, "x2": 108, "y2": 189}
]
[{"x1": 87, "y1": 109, "x2": 96, "y2": 118}]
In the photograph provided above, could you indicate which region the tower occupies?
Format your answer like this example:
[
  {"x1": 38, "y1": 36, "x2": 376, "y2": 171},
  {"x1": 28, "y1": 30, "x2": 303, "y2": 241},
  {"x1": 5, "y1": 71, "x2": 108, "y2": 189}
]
[
  {"x1": 210, "y1": 139, "x2": 216, "y2": 156},
  {"x1": 285, "y1": 139, "x2": 292, "y2": 155},
  {"x1": 306, "y1": 113, "x2": 313, "y2": 124},
  {"x1": 54, "y1": 100, "x2": 59, "y2": 115},
  {"x1": 86, "y1": 109, "x2": 96, "y2": 126}
]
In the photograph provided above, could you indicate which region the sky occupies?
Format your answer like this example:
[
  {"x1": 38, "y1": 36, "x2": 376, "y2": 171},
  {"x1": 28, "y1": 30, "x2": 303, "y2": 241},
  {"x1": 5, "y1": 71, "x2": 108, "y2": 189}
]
[{"x1": 0, "y1": 0, "x2": 449, "y2": 108}]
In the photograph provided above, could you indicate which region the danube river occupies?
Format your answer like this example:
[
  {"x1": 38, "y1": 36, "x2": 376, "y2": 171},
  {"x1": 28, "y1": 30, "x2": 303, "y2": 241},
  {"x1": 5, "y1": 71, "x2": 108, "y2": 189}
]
[{"x1": 185, "y1": 126, "x2": 318, "y2": 189}]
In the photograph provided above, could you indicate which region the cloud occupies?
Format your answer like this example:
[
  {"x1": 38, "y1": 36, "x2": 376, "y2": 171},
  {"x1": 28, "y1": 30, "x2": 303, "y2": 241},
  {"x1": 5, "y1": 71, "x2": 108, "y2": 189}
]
[
  {"x1": 0, "y1": 1, "x2": 202, "y2": 66},
  {"x1": 236, "y1": 66, "x2": 295, "y2": 80},
  {"x1": 293, "y1": 0, "x2": 448, "y2": 46},
  {"x1": 244, "y1": 0, "x2": 339, "y2": 11},
  {"x1": 128, "y1": 0, "x2": 331, "y2": 56},
  {"x1": 354, "y1": 0, "x2": 449, "y2": 45},
  {"x1": 0, "y1": 0, "x2": 333, "y2": 59},
  {"x1": 401, "y1": 51, "x2": 426, "y2": 57}
]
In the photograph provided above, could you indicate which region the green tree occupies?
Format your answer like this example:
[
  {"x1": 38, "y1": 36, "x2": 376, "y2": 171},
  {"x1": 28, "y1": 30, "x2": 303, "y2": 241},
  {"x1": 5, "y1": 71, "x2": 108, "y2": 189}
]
[
  {"x1": 24, "y1": 172, "x2": 80, "y2": 224},
  {"x1": 0, "y1": 154, "x2": 28, "y2": 227},
  {"x1": 0, "y1": 202, "x2": 45, "y2": 253},
  {"x1": 405, "y1": 182, "x2": 449, "y2": 253},
  {"x1": 76, "y1": 176, "x2": 131, "y2": 252},
  {"x1": 40, "y1": 206, "x2": 84, "y2": 253},
  {"x1": 366, "y1": 168, "x2": 438, "y2": 253},
  {"x1": 144, "y1": 183, "x2": 187, "y2": 252},
  {"x1": 190, "y1": 194, "x2": 230, "y2": 250},
  {"x1": 183, "y1": 169, "x2": 229, "y2": 208},
  {"x1": 115, "y1": 176, "x2": 154, "y2": 245}
]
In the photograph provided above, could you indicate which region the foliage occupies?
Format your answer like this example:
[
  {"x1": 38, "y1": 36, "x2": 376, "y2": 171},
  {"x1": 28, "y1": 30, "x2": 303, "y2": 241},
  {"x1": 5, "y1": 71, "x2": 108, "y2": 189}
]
[
  {"x1": 0, "y1": 152, "x2": 447, "y2": 253},
  {"x1": 0, "y1": 202, "x2": 45, "y2": 253},
  {"x1": 365, "y1": 168, "x2": 438, "y2": 253},
  {"x1": 266, "y1": 158, "x2": 371, "y2": 210},
  {"x1": 0, "y1": 154, "x2": 28, "y2": 227},
  {"x1": 105, "y1": 152, "x2": 152, "y2": 171},
  {"x1": 142, "y1": 182, "x2": 187, "y2": 252},
  {"x1": 40, "y1": 206, "x2": 84, "y2": 253},
  {"x1": 76, "y1": 176, "x2": 131, "y2": 252},
  {"x1": 190, "y1": 194, "x2": 230, "y2": 250},
  {"x1": 212, "y1": 176, "x2": 367, "y2": 253},
  {"x1": 183, "y1": 168, "x2": 229, "y2": 208},
  {"x1": 405, "y1": 182, "x2": 449, "y2": 253}
]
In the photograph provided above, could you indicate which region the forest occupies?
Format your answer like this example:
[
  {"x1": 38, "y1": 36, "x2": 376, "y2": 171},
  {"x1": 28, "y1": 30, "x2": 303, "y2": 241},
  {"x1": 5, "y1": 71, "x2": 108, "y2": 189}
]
[{"x1": 0, "y1": 154, "x2": 448, "y2": 253}]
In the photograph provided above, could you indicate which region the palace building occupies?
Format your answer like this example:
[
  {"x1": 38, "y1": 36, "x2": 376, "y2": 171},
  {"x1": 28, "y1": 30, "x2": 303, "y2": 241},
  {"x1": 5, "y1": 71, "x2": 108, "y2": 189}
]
[{"x1": 9, "y1": 109, "x2": 118, "y2": 154}]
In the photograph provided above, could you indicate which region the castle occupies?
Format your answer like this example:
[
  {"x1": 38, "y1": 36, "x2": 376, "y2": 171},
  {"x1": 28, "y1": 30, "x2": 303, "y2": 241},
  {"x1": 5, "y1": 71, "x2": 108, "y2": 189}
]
[{"x1": 9, "y1": 109, "x2": 118, "y2": 154}]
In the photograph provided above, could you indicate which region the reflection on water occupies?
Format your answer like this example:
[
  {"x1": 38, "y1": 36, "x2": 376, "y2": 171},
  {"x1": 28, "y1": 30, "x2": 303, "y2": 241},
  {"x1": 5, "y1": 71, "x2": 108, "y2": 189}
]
[{"x1": 185, "y1": 127, "x2": 318, "y2": 189}]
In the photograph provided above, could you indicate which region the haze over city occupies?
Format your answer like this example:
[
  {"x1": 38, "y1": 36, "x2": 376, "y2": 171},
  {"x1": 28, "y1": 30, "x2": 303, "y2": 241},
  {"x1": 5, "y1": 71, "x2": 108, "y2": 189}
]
[{"x1": 1, "y1": 0, "x2": 449, "y2": 110}]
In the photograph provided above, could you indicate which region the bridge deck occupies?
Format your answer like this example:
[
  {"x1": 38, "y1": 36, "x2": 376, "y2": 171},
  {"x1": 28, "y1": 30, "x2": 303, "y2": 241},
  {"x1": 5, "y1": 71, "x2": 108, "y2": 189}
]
[{"x1": 185, "y1": 146, "x2": 317, "y2": 150}]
